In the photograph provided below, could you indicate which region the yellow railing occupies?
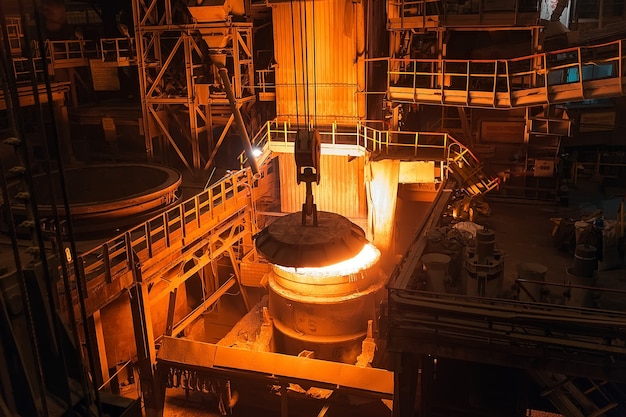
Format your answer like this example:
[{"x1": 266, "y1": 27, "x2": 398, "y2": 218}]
[
  {"x1": 251, "y1": 119, "x2": 449, "y2": 155},
  {"x1": 64, "y1": 169, "x2": 254, "y2": 314},
  {"x1": 255, "y1": 68, "x2": 275, "y2": 99},
  {"x1": 46, "y1": 39, "x2": 98, "y2": 66},
  {"x1": 99, "y1": 37, "x2": 135, "y2": 63},
  {"x1": 245, "y1": 119, "x2": 499, "y2": 194},
  {"x1": 251, "y1": 119, "x2": 467, "y2": 159}
]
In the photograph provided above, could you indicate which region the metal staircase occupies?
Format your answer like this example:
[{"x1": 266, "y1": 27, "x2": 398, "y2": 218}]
[
  {"x1": 446, "y1": 145, "x2": 500, "y2": 196},
  {"x1": 530, "y1": 371, "x2": 626, "y2": 417},
  {"x1": 490, "y1": 110, "x2": 572, "y2": 201}
]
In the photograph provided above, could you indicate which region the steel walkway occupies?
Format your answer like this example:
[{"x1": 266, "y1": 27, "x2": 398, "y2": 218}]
[
  {"x1": 252, "y1": 119, "x2": 500, "y2": 197},
  {"x1": 59, "y1": 119, "x2": 500, "y2": 326},
  {"x1": 61, "y1": 169, "x2": 258, "y2": 318},
  {"x1": 388, "y1": 39, "x2": 626, "y2": 108}
]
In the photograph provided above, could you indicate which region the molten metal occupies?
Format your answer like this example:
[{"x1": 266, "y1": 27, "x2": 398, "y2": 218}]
[
  {"x1": 275, "y1": 243, "x2": 380, "y2": 278},
  {"x1": 256, "y1": 209, "x2": 386, "y2": 363}
]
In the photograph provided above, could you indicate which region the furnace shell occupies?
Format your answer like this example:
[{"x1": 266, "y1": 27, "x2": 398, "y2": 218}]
[{"x1": 267, "y1": 253, "x2": 386, "y2": 364}]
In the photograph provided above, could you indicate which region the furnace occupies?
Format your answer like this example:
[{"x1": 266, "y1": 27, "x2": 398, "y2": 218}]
[
  {"x1": 253, "y1": 127, "x2": 386, "y2": 363},
  {"x1": 256, "y1": 210, "x2": 385, "y2": 363}
]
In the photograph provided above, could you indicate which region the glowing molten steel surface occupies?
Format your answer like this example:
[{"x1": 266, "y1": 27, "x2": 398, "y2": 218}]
[{"x1": 275, "y1": 243, "x2": 380, "y2": 277}]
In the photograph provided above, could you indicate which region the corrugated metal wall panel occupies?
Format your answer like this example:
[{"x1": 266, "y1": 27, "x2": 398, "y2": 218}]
[
  {"x1": 278, "y1": 152, "x2": 366, "y2": 220},
  {"x1": 271, "y1": 0, "x2": 363, "y2": 124}
]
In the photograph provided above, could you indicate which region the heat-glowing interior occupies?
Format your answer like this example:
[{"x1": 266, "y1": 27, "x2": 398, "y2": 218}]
[{"x1": 275, "y1": 243, "x2": 381, "y2": 277}]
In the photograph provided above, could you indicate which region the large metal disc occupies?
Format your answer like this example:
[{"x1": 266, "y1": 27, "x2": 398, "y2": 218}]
[{"x1": 255, "y1": 211, "x2": 368, "y2": 268}]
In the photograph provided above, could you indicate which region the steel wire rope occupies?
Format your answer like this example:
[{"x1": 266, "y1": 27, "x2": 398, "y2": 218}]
[
  {"x1": 290, "y1": 1, "x2": 300, "y2": 129},
  {"x1": 15, "y1": 0, "x2": 90, "y2": 413},
  {"x1": 312, "y1": 0, "x2": 317, "y2": 128},
  {"x1": 301, "y1": 1, "x2": 310, "y2": 127},
  {"x1": 0, "y1": 6, "x2": 51, "y2": 417},
  {"x1": 30, "y1": 0, "x2": 105, "y2": 414}
]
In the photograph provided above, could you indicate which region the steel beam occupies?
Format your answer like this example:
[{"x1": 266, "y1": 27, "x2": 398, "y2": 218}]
[
  {"x1": 157, "y1": 337, "x2": 394, "y2": 398},
  {"x1": 169, "y1": 277, "x2": 236, "y2": 338},
  {"x1": 133, "y1": 0, "x2": 257, "y2": 173},
  {"x1": 128, "y1": 255, "x2": 163, "y2": 417}
]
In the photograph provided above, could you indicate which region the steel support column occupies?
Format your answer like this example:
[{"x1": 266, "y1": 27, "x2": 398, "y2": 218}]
[
  {"x1": 132, "y1": 0, "x2": 256, "y2": 174},
  {"x1": 393, "y1": 352, "x2": 419, "y2": 417},
  {"x1": 127, "y1": 246, "x2": 163, "y2": 417},
  {"x1": 419, "y1": 354, "x2": 434, "y2": 417},
  {"x1": 90, "y1": 311, "x2": 110, "y2": 392}
]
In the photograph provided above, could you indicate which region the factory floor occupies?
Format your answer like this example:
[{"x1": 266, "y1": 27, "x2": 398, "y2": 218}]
[
  {"x1": 160, "y1": 178, "x2": 626, "y2": 417},
  {"x1": 481, "y1": 179, "x2": 625, "y2": 307},
  {"x1": 393, "y1": 177, "x2": 625, "y2": 304},
  {"x1": 2, "y1": 167, "x2": 623, "y2": 416}
]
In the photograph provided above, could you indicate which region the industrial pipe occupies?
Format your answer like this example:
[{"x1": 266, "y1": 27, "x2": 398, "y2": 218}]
[
  {"x1": 550, "y1": 0, "x2": 569, "y2": 21},
  {"x1": 218, "y1": 67, "x2": 259, "y2": 176}
]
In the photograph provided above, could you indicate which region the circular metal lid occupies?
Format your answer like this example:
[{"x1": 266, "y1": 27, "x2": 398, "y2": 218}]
[{"x1": 254, "y1": 211, "x2": 368, "y2": 268}]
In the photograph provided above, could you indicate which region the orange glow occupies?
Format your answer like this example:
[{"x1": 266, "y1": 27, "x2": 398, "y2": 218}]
[
  {"x1": 367, "y1": 160, "x2": 399, "y2": 253},
  {"x1": 275, "y1": 243, "x2": 380, "y2": 277}
]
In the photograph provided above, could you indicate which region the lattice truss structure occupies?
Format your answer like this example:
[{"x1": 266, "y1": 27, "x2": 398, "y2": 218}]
[{"x1": 132, "y1": 0, "x2": 256, "y2": 173}]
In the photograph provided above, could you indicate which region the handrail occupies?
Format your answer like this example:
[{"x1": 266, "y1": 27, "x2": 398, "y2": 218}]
[
  {"x1": 255, "y1": 68, "x2": 275, "y2": 97},
  {"x1": 37, "y1": 38, "x2": 136, "y2": 71},
  {"x1": 12, "y1": 57, "x2": 47, "y2": 82},
  {"x1": 246, "y1": 119, "x2": 497, "y2": 191},
  {"x1": 64, "y1": 169, "x2": 254, "y2": 308},
  {"x1": 388, "y1": 38, "x2": 626, "y2": 107},
  {"x1": 514, "y1": 278, "x2": 626, "y2": 303},
  {"x1": 387, "y1": 0, "x2": 440, "y2": 20},
  {"x1": 46, "y1": 39, "x2": 98, "y2": 66},
  {"x1": 98, "y1": 358, "x2": 133, "y2": 391},
  {"x1": 388, "y1": 0, "x2": 545, "y2": 26},
  {"x1": 100, "y1": 37, "x2": 135, "y2": 62},
  {"x1": 252, "y1": 39, "x2": 625, "y2": 110},
  {"x1": 386, "y1": 287, "x2": 626, "y2": 382},
  {"x1": 251, "y1": 119, "x2": 453, "y2": 157}
]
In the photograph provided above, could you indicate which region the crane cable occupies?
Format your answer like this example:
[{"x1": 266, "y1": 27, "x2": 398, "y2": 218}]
[
  {"x1": 301, "y1": 0, "x2": 317, "y2": 128},
  {"x1": 312, "y1": 0, "x2": 317, "y2": 128},
  {"x1": 289, "y1": 1, "x2": 299, "y2": 128},
  {"x1": 301, "y1": 0, "x2": 310, "y2": 128},
  {"x1": 289, "y1": 0, "x2": 317, "y2": 129}
]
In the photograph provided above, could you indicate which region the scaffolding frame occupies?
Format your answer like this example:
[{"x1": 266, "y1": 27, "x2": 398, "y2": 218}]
[{"x1": 132, "y1": 0, "x2": 256, "y2": 174}]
